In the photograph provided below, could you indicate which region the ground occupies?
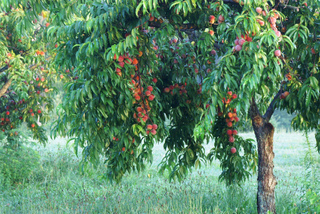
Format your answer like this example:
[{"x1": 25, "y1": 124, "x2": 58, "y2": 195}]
[{"x1": 0, "y1": 131, "x2": 319, "y2": 213}]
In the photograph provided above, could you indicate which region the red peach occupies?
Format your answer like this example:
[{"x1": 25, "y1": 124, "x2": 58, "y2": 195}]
[
  {"x1": 256, "y1": 7, "x2": 262, "y2": 14},
  {"x1": 274, "y1": 50, "x2": 281, "y2": 57},
  {"x1": 229, "y1": 136, "x2": 235, "y2": 143},
  {"x1": 231, "y1": 147, "x2": 237, "y2": 154}
]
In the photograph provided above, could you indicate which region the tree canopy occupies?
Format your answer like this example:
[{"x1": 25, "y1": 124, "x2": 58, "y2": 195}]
[{"x1": 2, "y1": 0, "x2": 320, "y2": 213}]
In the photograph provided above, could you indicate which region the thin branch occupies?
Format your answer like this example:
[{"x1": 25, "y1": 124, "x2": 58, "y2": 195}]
[
  {"x1": 263, "y1": 88, "x2": 283, "y2": 122},
  {"x1": 0, "y1": 79, "x2": 12, "y2": 98},
  {"x1": 0, "y1": 65, "x2": 9, "y2": 73},
  {"x1": 279, "y1": 3, "x2": 300, "y2": 11}
]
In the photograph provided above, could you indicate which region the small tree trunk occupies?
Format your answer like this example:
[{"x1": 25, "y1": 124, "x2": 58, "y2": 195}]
[{"x1": 250, "y1": 100, "x2": 277, "y2": 214}]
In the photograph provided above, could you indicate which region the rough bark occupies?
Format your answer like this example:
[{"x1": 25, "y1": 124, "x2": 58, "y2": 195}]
[{"x1": 249, "y1": 98, "x2": 277, "y2": 214}]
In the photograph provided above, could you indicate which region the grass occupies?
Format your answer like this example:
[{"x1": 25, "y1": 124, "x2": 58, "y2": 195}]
[{"x1": 0, "y1": 131, "x2": 319, "y2": 214}]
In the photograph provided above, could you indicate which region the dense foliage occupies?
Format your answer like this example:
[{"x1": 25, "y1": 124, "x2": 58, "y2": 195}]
[
  {"x1": 0, "y1": 7, "x2": 56, "y2": 146},
  {"x1": 1, "y1": 0, "x2": 319, "y2": 187}
]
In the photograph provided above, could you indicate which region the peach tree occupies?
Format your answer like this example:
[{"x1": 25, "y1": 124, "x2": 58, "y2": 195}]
[
  {"x1": 5, "y1": 0, "x2": 320, "y2": 213},
  {"x1": 0, "y1": 6, "x2": 56, "y2": 147}
]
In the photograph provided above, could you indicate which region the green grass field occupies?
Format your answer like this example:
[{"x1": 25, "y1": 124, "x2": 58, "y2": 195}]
[{"x1": 0, "y1": 131, "x2": 319, "y2": 214}]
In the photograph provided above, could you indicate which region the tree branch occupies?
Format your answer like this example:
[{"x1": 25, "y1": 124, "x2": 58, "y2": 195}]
[
  {"x1": 263, "y1": 88, "x2": 283, "y2": 122},
  {"x1": 279, "y1": 3, "x2": 300, "y2": 12},
  {"x1": 249, "y1": 97, "x2": 261, "y2": 119},
  {"x1": 0, "y1": 79, "x2": 12, "y2": 98},
  {"x1": 0, "y1": 65, "x2": 9, "y2": 73}
]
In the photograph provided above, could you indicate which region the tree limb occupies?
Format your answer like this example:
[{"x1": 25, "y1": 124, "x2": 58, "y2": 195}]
[
  {"x1": 249, "y1": 97, "x2": 261, "y2": 119},
  {"x1": 279, "y1": 3, "x2": 300, "y2": 11},
  {"x1": 263, "y1": 88, "x2": 283, "y2": 122},
  {"x1": 0, "y1": 79, "x2": 12, "y2": 98},
  {"x1": 0, "y1": 65, "x2": 9, "y2": 73}
]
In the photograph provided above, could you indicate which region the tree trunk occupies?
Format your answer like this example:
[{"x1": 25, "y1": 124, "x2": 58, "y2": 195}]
[{"x1": 250, "y1": 99, "x2": 277, "y2": 214}]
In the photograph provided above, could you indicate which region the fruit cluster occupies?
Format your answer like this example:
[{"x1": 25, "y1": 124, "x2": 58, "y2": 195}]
[
  {"x1": 218, "y1": 91, "x2": 239, "y2": 154},
  {"x1": 114, "y1": 53, "x2": 138, "y2": 77},
  {"x1": 146, "y1": 123, "x2": 158, "y2": 135},
  {"x1": 234, "y1": 34, "x2": 253, "y2": 52},
  {"x1": 164, "y1": 83, "x2": 187, "y2": 96},
  {"x1": 255, "y1": 7, "x2": 282, "y2": 57}
]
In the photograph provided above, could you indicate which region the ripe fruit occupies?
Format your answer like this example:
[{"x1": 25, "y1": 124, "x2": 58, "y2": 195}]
[
  {"x1": 209, "y1": 30, "x2": 214, "y2": 36},
  {"x1": 135, "y1": 95, "x2": 141, "y2": 101},
  {"x1": 232, "y1": 130, "x2": 238, "y2": 135},
  {"x1": 239, "y1": 39, "x2": 246, "y2": 46},
  {"x1": 31, "y1": 113, "x2": 35, "y2": 116},
  {"x1": 269, "y1": 17, "x2": 276, "y2": 25},
  {"x1": 256, "y1": 7, "x2": 262, "y2": 14},
  {"x1": 44, "y1": 88, "x2": 49, "y2": 92},
  {"x1": 6, "y1": 111, "x2": 9, "y2": 115},
  {"x1": 55, "y1": 44, "x2": 58, "y2": 48},
  {"x1": 152, "y1": 124, "x2": 158, "y2": 130},
  {"x1": 132, "y1": 58, "x2": 138, "y2": 65},
  {"x1": 227, "y1": 122, "x2": 233, "y2": 127},
  {"x1": 311, "y1": 48, "x2": 316, "y2": 54},
  {"x1": 152, "y1": 78, "x2": 157, "y2": 83},
  {"x1": 45, "y1": 23, "x2": 50, "y2": 27},
  {"x1": 231, "y1": 147, "x2": 237, "y2": 154},
  {"x1": 235, "y1": 45, "x2": 242, "y2": 52},
  {"x1": 258, "y1": 20, "x2": 264, "y2": 26},
  {"x1": 229, "y1": 136, "x2": 235, "y2": 143},
  {"x1": 227, "y1": 129, "x2": 233, "y2": 136},
  {"x1": 38, "y1": 110, "x2": 42, "y2": 114},
  {"x1": 151, "y1": 129, "x2": 157, "y2": 135},
  {"x1": 274, "y1": 50, "x2": 281, "y2": 57},
  {"x1": 137, "y1": 107, "x2": 143, "y2": 112},
  {"x1": 275, "y1": 31, "x2": 281, "y2": 37},
  {"x1": 232, "y1": 94, "x2": 237, "y2": 99},
  {"x1": 147, "y1": 86, "x2": 153, "y2": 91},
  {"x1": 228, "y1": 112, "x2": 233, "y2": 118},
  {"x1": 37, "y1": 90, "x2": 40, "y2": 95},
  {"x1": 218, "y1": 15, "x2": 225, "y2": 23},
  {"x1": 234, "y1": 117, "x2": 240, "y2": 122},
  {"x1": 280, "y1": 91, "x2": 289, "y2": 99},
  {"x1": 148, "y1": 94, "x2": 155, "y2": 101},
  {"x1": 209, "y1": 15, "x2": 215, "y2": 24},
  {"x1": 31, "y1": 124, "x2": 35, "y2": 128},
  {"x1": 122, "y1": 147, "x2": 126, "y2": 152},
  {"x1": 147, "y1": 124, "x2": 153, "y2": 130}
]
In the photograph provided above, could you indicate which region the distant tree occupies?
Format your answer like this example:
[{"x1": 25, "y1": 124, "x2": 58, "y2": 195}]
[{"x1": 0, "y1": 7, "x2": 55, "y2": 147}]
